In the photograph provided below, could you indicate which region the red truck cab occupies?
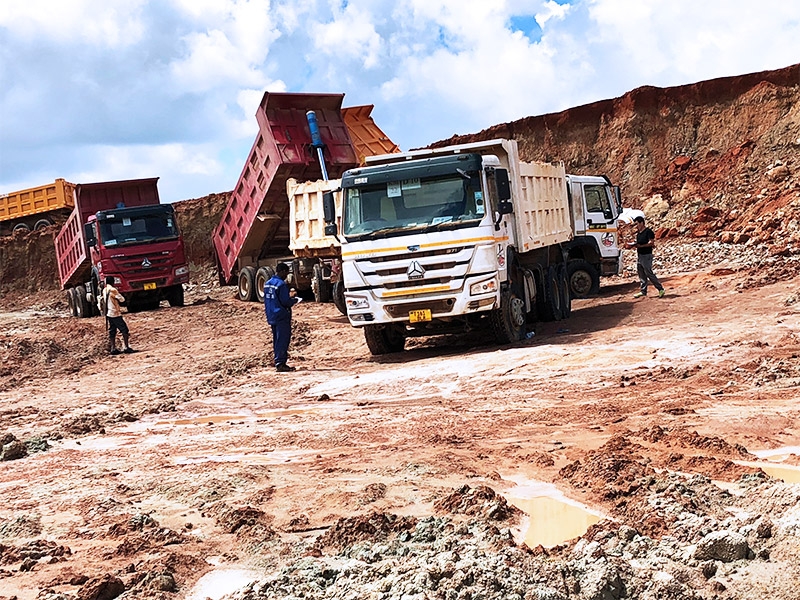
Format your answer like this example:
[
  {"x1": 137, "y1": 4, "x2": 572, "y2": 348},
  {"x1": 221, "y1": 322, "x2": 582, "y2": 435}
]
[
  {"x1": 86, "y1": 203, "x2": 188, "y2": 310},
  {"x1": 55, "y1": 178, "x2": 189, "y2": 317}
]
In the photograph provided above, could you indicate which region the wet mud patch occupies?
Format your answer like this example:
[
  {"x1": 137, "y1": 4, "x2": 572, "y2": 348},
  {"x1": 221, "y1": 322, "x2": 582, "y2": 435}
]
[{"x1": 0, "y1": 322, "x2": 106, "y2": 391}]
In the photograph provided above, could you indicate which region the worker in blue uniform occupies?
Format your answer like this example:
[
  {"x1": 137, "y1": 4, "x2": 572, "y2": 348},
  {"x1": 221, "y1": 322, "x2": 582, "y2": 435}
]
[{"x1": 264, "y1": 262, "x2": 302, "y2": 372}]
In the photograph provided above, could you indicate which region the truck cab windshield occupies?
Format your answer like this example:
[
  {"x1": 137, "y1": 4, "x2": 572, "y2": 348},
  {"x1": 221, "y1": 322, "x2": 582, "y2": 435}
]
[
  {"x1": 99, "y1": 214, "x2": 179, "y2": 247},
  {"x1": 343, "y1": 174, "x2": 485, "y2": 239}
]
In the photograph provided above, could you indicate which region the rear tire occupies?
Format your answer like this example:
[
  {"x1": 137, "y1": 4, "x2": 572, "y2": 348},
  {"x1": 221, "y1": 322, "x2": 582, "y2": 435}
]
[
  {"x1": 255, "y1": 266, "x2": 274, "y2": 304},
  {"x1": 167, "y1": 285, "x2": 185, "y2": 307},
  {"x1": 34, "y1": 218, "x2": 53, "y2": 230},
  {"x1": 567, "y1": 260, "x2": 600, "y2": 299},
  {"x1": 490, "y1": 288, "x2": 526, "y2": 343},
  {"x1": 364, "y1": 324, "x2": 406, "y2": 355},
  {"x1": 311, "y1": 263, "x2": 332, "y2": 303},
  {"x1": 558, "y1": 264, "x2": 571, "y2": 319},
  {"x1": 12, "y1": 222, "x2": 31, "y2": 234},
  {"x1": 332, "y1": 281, "x2": 347, "y2": 315},
  {"x1": 75, "y1": 284, "x2": 90, "y2": 318},
  {"x1": 237, "y1": 267, "x2": 256, "y2": 302},
  {"x1": 539, "y1": 265, "x2": 562, "y2": 322},
  {"x1": 67, "y1": 288, "x2": 78, "y2": 317}
]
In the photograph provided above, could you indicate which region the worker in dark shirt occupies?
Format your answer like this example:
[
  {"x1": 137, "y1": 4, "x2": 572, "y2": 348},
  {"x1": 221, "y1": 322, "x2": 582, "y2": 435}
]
[
  {"x1": 264, "y1": 262, "x2": 302, "y2": 372},
  {"x1": 627, "y1": 216, "x2": 665, "y2": 298}
]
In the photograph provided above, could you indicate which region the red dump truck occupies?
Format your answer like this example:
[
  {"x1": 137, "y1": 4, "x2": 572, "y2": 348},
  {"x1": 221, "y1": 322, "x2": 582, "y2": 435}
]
[
  {"x1": 0, "y1": 178, "x2": 76, "y2": 236},
  {"x1": 55, "y1": 178, "x2": 189, "y2": 317},
  {"x1": 212, "y1": 93, "x2": 401, "y2": 304},
  {"x1": 212, "y1": 92, "x2": 359, "y2": 303}
]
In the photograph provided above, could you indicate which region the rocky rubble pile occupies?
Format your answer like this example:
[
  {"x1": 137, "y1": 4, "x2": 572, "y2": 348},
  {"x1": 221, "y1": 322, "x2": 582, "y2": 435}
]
[{"x1": 225, "y1": 475, "x2": 800, "y2": 600}]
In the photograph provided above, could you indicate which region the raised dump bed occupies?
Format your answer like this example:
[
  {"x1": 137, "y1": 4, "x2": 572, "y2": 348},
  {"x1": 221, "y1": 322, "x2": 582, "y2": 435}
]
[
  {"x1": 0, "y1": 178, "x2": 76, "y2": 235},
  {"x1": 212, "y1": 92, "x2": 359, "y2": 285}
]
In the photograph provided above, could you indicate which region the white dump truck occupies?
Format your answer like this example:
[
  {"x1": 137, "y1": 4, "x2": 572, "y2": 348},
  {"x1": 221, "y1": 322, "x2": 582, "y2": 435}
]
[
  {"x1": 320, "y1": 138, "x2": 575, "y2": 354},
  {"x1": 563, "y1": 174, "x2": 623, "y2": 298}
]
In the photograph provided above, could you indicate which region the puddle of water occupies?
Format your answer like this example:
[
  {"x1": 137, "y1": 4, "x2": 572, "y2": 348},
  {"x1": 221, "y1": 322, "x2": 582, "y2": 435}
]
[
  {"x1": 157, "y1": 414, "x2": 249, "y2": 426},
  {"x1": 175, "y1": 449, "x2": 314, "y2": 466},
  {"x1": 185, "y1": 568, "x2": 261, "y2": 600},
  {"x1": 751, "y1": 446, "x2": 800, "y2": 461},
  {"x1": 155, "y1": 409, "x2": 318, "y2": 427},
  {"x1": 504, "y1": 478, "x2": 603, "y2": 548},
  {"x1": 735, "y1": 460, "x2": 800, "y2": 484}
]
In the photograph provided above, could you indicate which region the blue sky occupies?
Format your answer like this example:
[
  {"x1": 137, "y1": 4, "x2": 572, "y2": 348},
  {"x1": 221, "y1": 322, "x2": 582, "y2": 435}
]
[{"x1": 1, "y1": 0, "x2": 798, "y2": 202}]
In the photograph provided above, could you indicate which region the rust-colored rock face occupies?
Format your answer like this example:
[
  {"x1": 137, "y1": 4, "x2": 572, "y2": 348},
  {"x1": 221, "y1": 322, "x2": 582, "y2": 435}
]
[
  {"x1": 2, "y1": 64, "x2": 798, "y2": 294},
  {"x1": 432, "y1": 63, "x2": 800, "y2": 242}
]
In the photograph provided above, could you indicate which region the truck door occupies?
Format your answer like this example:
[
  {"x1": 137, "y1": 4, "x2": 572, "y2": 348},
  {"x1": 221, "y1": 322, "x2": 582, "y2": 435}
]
[{"x1": 581, "y1": 183, "x2": 618, "y2": 259}]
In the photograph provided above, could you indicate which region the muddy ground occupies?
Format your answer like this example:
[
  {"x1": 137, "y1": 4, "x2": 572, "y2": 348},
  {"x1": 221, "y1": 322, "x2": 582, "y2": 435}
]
[{"x1": 1, "y1": 241, "x2": 800, "y2": 600}]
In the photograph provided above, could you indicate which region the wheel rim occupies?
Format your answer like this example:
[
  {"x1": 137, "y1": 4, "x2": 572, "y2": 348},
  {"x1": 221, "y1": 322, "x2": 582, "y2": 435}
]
[
  {"x1": 510, "y1": 296, "x2": 525, "y2": 328},
  {"x1": 570, "y1": 270, "x2": 592, "y2": 296}
]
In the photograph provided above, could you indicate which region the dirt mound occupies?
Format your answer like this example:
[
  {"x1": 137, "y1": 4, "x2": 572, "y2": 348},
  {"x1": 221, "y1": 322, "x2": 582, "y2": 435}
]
[{"x1": 433, "y1": 63, "x2": 800, "y2": 249}]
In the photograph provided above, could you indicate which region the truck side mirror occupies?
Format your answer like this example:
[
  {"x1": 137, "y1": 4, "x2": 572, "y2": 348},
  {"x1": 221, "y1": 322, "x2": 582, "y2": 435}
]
[
  {"x1": 84, "y1": 223, "x2": 96, "y2": 247},
  {"x1": 322, "y1": 191, "x2": 338, "y2": 236},
  {"x1": 322, "y1": 191, "x2": 336, "y2": 223},
  {"x1": 613, "y1": 185, "x2": 622, "y2": 214},
  {"x1": 495, "y1": 169, "x2": 511, "y2": 201}
]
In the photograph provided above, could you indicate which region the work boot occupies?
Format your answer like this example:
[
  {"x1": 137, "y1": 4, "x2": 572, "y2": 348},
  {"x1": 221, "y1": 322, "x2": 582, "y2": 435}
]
[
  {"x1": 276, "y1": 363, "x2": 296, "y2": 372},
  {"x1": 123, "y1": 347, "x2": 135, "y2": 354},
  {"x1": 110, "y1": 348, "x2": 121, "y2": 355}
]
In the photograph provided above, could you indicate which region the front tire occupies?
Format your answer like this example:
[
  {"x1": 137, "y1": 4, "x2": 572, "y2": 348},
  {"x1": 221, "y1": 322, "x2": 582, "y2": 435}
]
[
  {"x1": 364, "y1": 324, "x2": 406, "y2": 355},
  {"x1": 167, "y1": 285, "x2": 185, "y2": 307},
  {"x1": 237, "y1": 267, "x2": 256, "y2": 302},
  {"x1": 490, "y1": 288, "x2": 526, "y2": 343},
  {"x1": 567, "y1": 260, "x2": 600, "y2": 299},
  {"x1": 332, "y1": 281, "x2": 347, "y2": 315}
]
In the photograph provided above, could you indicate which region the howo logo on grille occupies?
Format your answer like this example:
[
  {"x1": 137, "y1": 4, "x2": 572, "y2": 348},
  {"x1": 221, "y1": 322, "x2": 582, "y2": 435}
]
[
  {"x1": 407, "y1": 260, "x2": 425, "y2": 280},
  {"x1": 141, "y1": 257, "x2": 152, "y2": 268}
]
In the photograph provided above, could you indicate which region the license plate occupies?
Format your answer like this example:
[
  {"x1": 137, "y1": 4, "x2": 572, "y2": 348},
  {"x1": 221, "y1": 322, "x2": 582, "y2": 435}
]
[
  {"x1": 143, "y1": 282, "x2": 156, "y2": 291},
  {"x1": 408, "y1": 309, "x2": 431, "y2": 323}
]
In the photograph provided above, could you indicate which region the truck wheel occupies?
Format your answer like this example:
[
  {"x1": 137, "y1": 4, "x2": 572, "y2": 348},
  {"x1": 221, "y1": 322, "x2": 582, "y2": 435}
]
[
  {"x1": 332, "y1": 281, "x2": 347, "y2": 315},
  {"x1": 255, "y1": 267, "x2": 274, "y2": 304},
  {"x1": 490, "y1": 288, "x2": 526, "y2": 343},
  {"x1": 540, "y1": 265, "x2": 562, "y2": 322},
  {"x1": 167, "y1": 285, "x2": 185, "y2": 307},
  {"x1": 559, "y1": 264, "x2": 572, "y2": 319},
  {"x1": 567, "y1": 260, "x2": 599, "y2": 299},
  {"x1": 311, "y1": 263, "x2": 332, "y2": 303},
  {"x1": 66, "y1": 288, "x2": 78, "y2": 317},
  {"x1": 75, "y1": 284, "x2": 90, "y2": 318},
  {"x1": 363, "y1": 324, "x2": 406, "y2": 355},
  {"x1": 237, "y1": 267, "x2": 256, "y2": 302},
  {"x1": 34, "y1": 218, "x2": 53, "y2": 230},
  {"x1": 12, "y1": 222, "x2": 31, "y2": 234}
]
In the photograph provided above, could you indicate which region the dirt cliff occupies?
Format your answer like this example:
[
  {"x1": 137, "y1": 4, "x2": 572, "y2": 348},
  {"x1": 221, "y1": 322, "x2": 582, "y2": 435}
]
[
  {"x1": 434, "y1": 63, "x2": 800, "y2": 244},
  {"x1": 1, "y1": 64, "x2": 798, "y2": 296}
]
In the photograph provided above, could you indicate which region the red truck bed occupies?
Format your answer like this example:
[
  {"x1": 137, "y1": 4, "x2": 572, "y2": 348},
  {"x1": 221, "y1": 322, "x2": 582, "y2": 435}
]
[
  {"x1": 55, "y1": 178, "x2": 160, "y2": 288},
  {"x1": 212, "y1": 92, "x2": 359, "y2": 284}
]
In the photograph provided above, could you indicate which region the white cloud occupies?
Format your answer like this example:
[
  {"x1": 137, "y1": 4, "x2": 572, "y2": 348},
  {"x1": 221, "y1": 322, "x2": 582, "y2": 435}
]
[
  {"x1": 0, "y1": 0, "x2": 147, "y2": 47},
  {"x1": 1, "y1": 0, "x2": 799, "y2": 200},
  {"x1": 310, "y1": 3, "x2": 384, "y2": 69},
  {"x1": 535, "y1": 0, "x2": 571, "y2": 27}
]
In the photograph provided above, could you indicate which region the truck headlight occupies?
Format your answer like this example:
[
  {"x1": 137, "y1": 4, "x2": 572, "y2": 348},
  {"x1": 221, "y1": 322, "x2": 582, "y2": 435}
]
[
  {"x1": 470, "y1": 278, "x2": 497, "y2": 296},
  {"x1": 174, "y1": 266, "x2": 189, "y2": 276},
  {"x1": 346, "y1": 295, "x2": 369, "y2": 310}
]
